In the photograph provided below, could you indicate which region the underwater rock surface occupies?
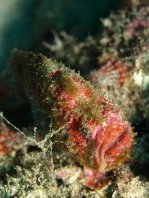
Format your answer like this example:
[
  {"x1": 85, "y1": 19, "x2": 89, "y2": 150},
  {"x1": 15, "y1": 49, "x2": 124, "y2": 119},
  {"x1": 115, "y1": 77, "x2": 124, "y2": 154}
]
[{"x1": 0, "y1": 0, "x2": 149, "y2": 197}]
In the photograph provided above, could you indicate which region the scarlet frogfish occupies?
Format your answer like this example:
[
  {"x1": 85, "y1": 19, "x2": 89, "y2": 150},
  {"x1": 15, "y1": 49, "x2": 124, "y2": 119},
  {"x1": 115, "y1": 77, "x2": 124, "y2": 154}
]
[{"x1": 11, "y1": 50, "x2": 134, "y2": 188}]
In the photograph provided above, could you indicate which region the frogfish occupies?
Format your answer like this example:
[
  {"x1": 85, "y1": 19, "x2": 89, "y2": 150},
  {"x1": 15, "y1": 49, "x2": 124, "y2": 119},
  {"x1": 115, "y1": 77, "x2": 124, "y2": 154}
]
[{"x1": 11, "y1": 50, "x2": 134, "y2": 188}]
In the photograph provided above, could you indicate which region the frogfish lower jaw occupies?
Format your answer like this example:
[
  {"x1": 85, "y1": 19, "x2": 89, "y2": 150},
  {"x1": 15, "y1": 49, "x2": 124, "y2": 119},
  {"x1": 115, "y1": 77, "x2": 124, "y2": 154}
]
[
  {"x1": 92, "y1": 113, "x2": 133, "y2": 172},
  {"x1": 83, "y1": 123, "x2": 133, "y2": 189}
]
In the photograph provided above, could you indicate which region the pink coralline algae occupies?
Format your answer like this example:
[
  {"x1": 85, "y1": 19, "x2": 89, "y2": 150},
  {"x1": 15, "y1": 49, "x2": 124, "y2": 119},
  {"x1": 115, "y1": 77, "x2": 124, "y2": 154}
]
[
  {"x1": 12, "y1": 51, "x2": 134, "y2": 188},
  {"x1": 0, "y1": 122, "x2": 20, "y2": 156},
  {"x1": 126, "y1": 18, "x2": 149, "y2": 39},
  {"x1": 89, "y1": 55, "x2": 131, "y2": 88}
]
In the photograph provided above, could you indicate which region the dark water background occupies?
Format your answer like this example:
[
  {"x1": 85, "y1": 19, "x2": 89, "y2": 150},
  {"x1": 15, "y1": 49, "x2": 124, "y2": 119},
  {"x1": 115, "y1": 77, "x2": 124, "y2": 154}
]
[{"x1": 0, "y1": 0, "x2": 120, "y2": 71}]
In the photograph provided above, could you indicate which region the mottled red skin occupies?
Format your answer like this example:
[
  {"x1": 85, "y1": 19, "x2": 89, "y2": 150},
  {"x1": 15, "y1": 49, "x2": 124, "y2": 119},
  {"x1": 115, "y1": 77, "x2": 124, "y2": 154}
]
[
  {"x1": 45, "y1": 65, "x2": 133, "y2": 188},
  {"x1": 15, "y1": 52, "x2": 134, "y2": 189},
  {"x1": 0, "y1": 122, "x2": 19, "y2": 155},
  {"x1": 50, "y1": 69, "x2": 133, "y2": 176}
]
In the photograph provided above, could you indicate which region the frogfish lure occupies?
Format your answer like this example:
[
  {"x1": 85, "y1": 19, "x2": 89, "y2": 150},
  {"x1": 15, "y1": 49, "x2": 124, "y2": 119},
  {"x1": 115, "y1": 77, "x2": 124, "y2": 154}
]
[{"x1": 11, "y1": 50, "x2": 134, "y2": 188}]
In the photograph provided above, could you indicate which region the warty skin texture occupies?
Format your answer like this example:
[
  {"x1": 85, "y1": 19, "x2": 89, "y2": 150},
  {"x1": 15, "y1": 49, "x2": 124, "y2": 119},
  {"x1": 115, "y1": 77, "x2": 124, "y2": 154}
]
[{"x1": 11, "y1": 50, "x2": 134, "y2": 188}]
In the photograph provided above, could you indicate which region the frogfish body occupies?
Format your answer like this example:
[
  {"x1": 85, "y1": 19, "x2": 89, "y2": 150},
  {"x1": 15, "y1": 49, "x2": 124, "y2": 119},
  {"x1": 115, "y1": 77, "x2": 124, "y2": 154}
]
[{"x1": 12, "y1": 51, "x2": 134, "y2": 188}]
